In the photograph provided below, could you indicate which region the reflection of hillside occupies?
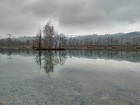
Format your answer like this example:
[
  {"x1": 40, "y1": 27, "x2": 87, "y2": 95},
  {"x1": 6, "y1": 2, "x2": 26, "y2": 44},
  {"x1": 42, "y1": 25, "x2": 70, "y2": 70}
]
[
  {"x1": 67, "y1": 50, "x2": 140, "y2": 63},
  {"x1": 0, "y1": 48, "x2": 140, "y2": 63},
  {"x1": 0, "y1": 48, "x2": 37, "y2": 56}
]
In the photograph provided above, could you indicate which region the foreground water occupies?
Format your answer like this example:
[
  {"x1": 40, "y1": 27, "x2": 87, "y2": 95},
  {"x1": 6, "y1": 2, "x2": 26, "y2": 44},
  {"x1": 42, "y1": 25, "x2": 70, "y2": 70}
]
[{"x1": 0, "y1": 49, "x2": 140, "y2": 105}]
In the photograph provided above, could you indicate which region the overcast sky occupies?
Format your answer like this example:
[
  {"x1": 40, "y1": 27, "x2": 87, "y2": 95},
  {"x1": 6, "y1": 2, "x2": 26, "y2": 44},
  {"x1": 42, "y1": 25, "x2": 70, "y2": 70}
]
[{"x1": 0, "y1": 0, "x2": 140, "y2": 38}]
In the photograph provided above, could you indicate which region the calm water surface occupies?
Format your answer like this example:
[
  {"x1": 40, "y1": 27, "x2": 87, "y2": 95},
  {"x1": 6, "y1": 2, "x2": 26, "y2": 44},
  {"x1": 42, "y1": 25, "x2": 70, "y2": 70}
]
[{"x1": 0, "y1": 49, "x2": 140, "y2": 105}]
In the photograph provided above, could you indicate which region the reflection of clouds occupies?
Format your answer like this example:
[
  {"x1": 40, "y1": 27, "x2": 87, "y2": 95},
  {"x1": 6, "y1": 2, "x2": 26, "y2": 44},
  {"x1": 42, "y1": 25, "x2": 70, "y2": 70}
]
[
  {"x1": 64, "y1": 58, "x2": 140, "y2": 73},
  {"x1": 67, "y1": 50, "x2": 140, "y2": 63}
]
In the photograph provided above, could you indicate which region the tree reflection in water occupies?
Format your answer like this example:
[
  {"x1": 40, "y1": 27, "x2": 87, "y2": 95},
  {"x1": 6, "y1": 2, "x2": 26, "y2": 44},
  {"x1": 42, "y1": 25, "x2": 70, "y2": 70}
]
[
  {"x1": 43, "y1": 51, "x2": 54, "y2": 74},
  {"x1": 7, "y1": 49, "x2": 13, "y2": 59},
  {"x1": 35, "y1": 50, "x2": 42, "y2": 69},
  {"x1": 35, "y1": 51, "x2": 67, "y2": 74},
  {"x1": 0, "y1": 48, "x2": 140, "y2": 72}
]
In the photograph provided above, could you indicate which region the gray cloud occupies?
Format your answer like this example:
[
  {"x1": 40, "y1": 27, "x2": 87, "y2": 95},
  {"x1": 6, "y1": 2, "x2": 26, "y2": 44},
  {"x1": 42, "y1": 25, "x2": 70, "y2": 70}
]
[
  {"x1": 0, "y1": 0, "x2": 140, "y2": 37},
  {"x1": 0, "y1": 0, "x2": 41, "y2": 37}
]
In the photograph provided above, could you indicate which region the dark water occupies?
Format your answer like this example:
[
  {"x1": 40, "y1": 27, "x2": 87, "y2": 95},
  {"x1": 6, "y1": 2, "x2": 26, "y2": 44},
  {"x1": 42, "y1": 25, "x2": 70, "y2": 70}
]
[{"x1": 0, "y1": 49, "x2": 140, "y2": 105}]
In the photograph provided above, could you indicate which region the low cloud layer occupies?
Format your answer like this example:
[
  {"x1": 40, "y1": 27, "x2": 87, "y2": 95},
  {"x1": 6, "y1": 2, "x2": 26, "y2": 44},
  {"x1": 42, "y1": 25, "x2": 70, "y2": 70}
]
[{"x1": 0, "y1": 0, "x2": 140, "y2": 37}]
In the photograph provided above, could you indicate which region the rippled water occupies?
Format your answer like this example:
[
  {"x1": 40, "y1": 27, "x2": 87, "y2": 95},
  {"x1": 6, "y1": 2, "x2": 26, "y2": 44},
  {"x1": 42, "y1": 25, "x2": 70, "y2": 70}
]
[{"x1": 0, "y1": 49, "x2": 140, "y2": 105}]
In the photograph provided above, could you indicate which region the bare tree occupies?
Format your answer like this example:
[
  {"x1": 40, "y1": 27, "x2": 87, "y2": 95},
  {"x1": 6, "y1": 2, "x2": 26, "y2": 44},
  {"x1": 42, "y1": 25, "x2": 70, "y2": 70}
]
[
  {"x1": 7, "y1": 34, "x2": 12, "y2": 47},
  {"x1": 53, "y1": 32, "x2": 59, "y2": 48},
  {"x1": 43, "y1": 21, "x2": 54, "y2": 49},
  {"x1": 34, "y1": 29, "x2": 42, "y2": 49}
]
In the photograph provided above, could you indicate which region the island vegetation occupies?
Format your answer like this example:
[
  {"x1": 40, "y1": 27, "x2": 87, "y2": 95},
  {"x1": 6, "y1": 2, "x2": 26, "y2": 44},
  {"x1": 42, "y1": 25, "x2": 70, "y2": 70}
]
[{"x1": 0, "y1": 21, "x2": 140, "y2": 50}]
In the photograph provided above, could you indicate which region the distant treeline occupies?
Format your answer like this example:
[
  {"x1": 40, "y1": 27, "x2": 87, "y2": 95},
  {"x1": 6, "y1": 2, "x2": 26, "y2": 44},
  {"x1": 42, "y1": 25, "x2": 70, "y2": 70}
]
[
  {"x1": 0, "y1": 38, "x2": 32, "y2": 48},
  {"x1": 0, "y1": 28, "x2": 140, "y2": 49},
  {"x1": 67, "y1": 32, "x2": 140, "y2": 46},
  {"x1": 33, "y1": 21, "x2": 140, "y2": 49}
]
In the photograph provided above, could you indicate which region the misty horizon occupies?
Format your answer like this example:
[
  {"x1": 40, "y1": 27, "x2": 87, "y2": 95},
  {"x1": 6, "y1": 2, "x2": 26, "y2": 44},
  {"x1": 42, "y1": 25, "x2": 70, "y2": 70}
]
[{"x1": 0, "y1": 31, "x2": 139, "y2": 39}]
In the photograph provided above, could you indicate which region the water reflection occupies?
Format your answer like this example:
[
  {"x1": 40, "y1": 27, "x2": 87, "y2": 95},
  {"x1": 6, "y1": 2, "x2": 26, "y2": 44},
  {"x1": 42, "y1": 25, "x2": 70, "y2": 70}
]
[
  {"x1": 0, "y1": 49, "x2": 140, "y2": 64},
  {"x1": 7, "y1": 49, "x2": 13, "y2": 59},
  {"x1": 67, "y1": 50, "x2": 140, "y2": 62},
  {"x1": 1, "y1": 48, "x2": 140, "y2": 66},
  {"x1": 35, "y1": 51, "x2": 42, "y2": 69},
  {"x1": 35, "y1": 51, "x2": 67, "y2": 74},
  {"x1": 32, "y1": 50, "x2": 140, "y2": 74},
  {"x1": 1, "y1": 49, "x2": 140, "y2": 105},
  {"x1": 0, "y1": 48, "x2": 37, "y2": 56},
  {"x1": 0, "y1": 48, "x2": 140, "y2": 62}
]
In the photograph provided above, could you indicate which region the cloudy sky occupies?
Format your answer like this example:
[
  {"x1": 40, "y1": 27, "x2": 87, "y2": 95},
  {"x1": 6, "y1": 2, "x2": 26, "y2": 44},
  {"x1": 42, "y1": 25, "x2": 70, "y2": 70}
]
[{"x1": 0, "y1": 0, "x2": 140, "y2": 38}]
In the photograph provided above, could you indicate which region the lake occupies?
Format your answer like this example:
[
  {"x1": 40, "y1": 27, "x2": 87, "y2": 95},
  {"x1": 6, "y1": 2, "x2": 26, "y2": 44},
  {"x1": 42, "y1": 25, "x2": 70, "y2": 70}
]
[{"x1": 0, "y1": 49, "x2": 140, "y2": 105}]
